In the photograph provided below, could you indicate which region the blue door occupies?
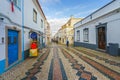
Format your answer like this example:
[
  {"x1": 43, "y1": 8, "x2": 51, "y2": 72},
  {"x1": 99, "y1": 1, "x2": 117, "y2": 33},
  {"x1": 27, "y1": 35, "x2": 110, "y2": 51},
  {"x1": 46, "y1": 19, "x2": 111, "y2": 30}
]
[{"x1": 8, "y1": 30, "x2": 18, "y2": 66}]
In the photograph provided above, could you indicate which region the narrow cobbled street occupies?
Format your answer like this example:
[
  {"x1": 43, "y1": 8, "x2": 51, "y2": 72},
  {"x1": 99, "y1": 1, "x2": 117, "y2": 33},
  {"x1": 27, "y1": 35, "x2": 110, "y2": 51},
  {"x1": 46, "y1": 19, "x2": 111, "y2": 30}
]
[
  {"x1": 1, "y1": 43, "x2": 120, "y2": 80},
  {"x1": 1, "y1": 0, "x2": 120, "y2": 80}
]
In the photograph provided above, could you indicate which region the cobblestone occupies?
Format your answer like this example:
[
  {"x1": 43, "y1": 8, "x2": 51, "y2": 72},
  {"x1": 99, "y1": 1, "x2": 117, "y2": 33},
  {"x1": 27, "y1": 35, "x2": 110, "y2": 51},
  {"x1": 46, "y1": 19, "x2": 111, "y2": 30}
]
[{"x1": 1, "y1": 44, "x2": 120, "y2": 80}]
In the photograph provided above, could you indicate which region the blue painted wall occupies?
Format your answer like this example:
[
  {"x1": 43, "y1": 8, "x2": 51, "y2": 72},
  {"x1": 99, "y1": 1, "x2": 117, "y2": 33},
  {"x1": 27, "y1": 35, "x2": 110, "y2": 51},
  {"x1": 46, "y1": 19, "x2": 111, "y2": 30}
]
[
  {"x1": 22, "y1": 0, "x2": 24, "y2": 60},
  {"x1": 0, "y1": 59, "x2": 5, "y2": 75}
]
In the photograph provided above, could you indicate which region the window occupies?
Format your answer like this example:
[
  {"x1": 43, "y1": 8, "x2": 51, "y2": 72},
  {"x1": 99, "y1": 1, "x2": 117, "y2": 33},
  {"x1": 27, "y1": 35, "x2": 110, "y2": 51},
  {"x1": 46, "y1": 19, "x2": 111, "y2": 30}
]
[
  {"x1": 77, "y1": 30, "x2": 80, "y2": 41},
  {"x1": 41, "y1": 19, "x2": 43, "y2": 28},
  {"x1": 83, "y1": 28, "x2": 89, "y2": 42},
  {"x1": 33, "y1": 9, "x2": 37, "y2": 23},
  {"x1": 13, "y1": 0, "x2": 21, "y2": 9}
]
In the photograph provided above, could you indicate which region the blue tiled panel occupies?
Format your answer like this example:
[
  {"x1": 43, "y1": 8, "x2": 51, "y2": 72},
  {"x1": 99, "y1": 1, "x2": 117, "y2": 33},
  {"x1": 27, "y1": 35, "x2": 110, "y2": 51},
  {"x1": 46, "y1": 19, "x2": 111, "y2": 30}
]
[{"x1": 0, "y1": 59, "x2": 5, "y2": 75}]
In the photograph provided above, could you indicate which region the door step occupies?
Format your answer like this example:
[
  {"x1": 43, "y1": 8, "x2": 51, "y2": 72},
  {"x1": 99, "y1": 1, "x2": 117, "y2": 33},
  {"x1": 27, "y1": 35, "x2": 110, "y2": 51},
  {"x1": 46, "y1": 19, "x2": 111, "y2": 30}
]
[{"x1": 96, "y1": 48, "x2": 106, "y2": 53}]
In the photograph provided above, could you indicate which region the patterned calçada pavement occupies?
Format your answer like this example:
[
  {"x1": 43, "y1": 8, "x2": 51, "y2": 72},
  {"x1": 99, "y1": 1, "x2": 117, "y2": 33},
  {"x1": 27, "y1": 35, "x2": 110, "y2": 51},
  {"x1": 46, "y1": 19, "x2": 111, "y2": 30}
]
[{"x1": 1, "y1": 43, "x2": 120, "y2": 80}]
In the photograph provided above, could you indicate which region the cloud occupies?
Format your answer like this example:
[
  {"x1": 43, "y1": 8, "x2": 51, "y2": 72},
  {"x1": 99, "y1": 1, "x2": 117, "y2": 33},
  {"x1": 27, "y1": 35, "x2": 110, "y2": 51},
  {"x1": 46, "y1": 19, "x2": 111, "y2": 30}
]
[
  {"x1": 63, "y1": 5, "x2": 87, "y2": 12},
  {"x1": 55, "y1": 11, "x2": 63, "y2": 16},
  {"x1": 45, "y1": 5, "x2": 87, "y2": 19},
  {"x1": 47, "y1": 8, "x2": 97, "y2": 37},
  {"x1": 45, "y1": 6, "x2": 95, "y2": 37},
  {"x1": 48, "y1": 18, "x2": 69, "y2": 36},
  {"x1": 50, "y1": 5, "x2": 88, "y2": 18}
]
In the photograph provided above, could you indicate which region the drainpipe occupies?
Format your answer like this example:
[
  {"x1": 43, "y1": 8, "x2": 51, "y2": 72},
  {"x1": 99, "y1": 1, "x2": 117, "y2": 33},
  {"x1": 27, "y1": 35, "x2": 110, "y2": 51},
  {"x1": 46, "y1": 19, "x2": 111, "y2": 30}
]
[{"x1": 22, "y1": 0, "x2": 24, "y2": 60}]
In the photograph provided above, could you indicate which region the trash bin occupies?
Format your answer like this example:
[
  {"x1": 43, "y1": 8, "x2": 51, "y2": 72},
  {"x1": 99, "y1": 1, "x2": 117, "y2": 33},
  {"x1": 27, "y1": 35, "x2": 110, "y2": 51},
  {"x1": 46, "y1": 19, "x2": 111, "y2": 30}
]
[{"x1": 109, "y1": 43, "x2": 119, "y2": 56}]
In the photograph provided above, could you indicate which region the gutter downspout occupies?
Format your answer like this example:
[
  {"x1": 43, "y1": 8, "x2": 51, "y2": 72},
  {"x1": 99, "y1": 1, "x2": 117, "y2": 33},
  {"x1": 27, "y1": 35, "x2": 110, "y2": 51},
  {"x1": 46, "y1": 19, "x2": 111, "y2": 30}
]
[{"x1": 22, "y1": 0, "x2": 24, "y2": 60}]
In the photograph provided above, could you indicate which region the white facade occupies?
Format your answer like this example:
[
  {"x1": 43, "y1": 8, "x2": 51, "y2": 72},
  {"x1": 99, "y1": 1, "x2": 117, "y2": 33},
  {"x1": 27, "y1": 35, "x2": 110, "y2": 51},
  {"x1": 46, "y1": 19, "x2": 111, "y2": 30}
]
[
  {"x1": 0, "y1": 0, "x2": 22, "y2": 25},
  {"x1": 0, "y1": 0, "x2": 23, "y2": 74},
  {"x1": 45, "y1": 21, "x2": 51, "y2": 45},
  {"x1": 74, "y1": 0, "x2": 120, "y2": 55},
  {"x1": 24, "y1": 0, "x2": 46, "y2": 58},
  {"x1": 24, "y1": 0, "x2": 44, "y2": 32},
  {"x1": 0, "y1": 0, "x2": 47, "y2": 74}
]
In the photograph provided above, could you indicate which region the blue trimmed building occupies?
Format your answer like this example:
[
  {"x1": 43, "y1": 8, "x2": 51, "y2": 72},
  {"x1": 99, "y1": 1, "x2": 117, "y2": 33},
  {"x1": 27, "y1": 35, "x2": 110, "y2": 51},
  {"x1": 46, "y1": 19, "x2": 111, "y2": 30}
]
[
  {"x1": 74, "y1": 0, "x2": 120, "y2": 56},
  {"x1": 23, "y1": 0, "x2": 46, "y2": 59},
  {"x1": 0, "y1": 0, "x2": 47, "y2": 75},
  {"x1": 0, "y1": 0, "x2": 23, "y2": 74}
]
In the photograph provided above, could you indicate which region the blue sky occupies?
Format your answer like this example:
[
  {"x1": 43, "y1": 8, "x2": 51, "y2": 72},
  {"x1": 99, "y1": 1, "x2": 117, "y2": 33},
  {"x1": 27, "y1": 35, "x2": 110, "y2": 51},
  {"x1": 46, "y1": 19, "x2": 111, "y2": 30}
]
[{"x1": 39, "y1": 0, "x2": 112, "y2": 36}]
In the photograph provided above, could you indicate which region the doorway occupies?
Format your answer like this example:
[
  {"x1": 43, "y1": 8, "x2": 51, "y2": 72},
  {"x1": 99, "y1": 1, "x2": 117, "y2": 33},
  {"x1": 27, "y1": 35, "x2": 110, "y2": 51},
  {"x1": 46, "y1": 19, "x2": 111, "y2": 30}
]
[
  {"x1": 8, "y1": 30, "x2": 19, "y2": 66},
  {"x1": 97, "y1": 27, "x2": 106, "y2": 50}
]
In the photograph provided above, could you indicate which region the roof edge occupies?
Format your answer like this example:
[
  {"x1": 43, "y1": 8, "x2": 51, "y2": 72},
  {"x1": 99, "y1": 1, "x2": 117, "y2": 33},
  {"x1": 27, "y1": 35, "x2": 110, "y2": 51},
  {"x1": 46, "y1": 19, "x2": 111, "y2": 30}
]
[{"x1": 75, "y1": 0, "x2": 116, "y2": 26}]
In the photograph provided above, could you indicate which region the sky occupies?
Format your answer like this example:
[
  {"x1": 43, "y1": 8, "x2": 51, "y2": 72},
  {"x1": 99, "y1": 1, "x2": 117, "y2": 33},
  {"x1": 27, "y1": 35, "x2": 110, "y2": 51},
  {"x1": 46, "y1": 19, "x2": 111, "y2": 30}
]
[{"x1": 39, "y1": 0, "x2": 112, "y2": 37}]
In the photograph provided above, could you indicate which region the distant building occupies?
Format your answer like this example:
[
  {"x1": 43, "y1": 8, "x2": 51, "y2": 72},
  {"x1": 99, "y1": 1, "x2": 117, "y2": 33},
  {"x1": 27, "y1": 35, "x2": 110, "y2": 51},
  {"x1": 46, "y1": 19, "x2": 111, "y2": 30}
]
[
  {"x1": 45, "y1": 21, "x2": 51, "y2": 45},
  {"x1": 57, "y1": 17, "x2": 82, "y2": 45},
  {"x1": 57, "y1": 28, "x2": 63, "y2": 43},
  {"x1": 74, "y1": 0, "x2": 120, "y2": 56}
]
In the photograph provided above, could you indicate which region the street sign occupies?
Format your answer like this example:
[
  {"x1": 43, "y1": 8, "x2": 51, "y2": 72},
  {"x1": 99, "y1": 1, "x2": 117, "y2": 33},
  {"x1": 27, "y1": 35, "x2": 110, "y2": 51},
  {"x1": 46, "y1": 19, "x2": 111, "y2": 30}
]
[{"x1": 31, "y1": 32, "x2": 37, "y2": 39}]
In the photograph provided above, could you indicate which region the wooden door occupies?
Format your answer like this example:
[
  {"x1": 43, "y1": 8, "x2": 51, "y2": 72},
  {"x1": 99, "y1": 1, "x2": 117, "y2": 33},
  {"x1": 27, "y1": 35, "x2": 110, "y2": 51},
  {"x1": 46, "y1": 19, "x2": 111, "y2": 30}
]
[
  {"x1": 98, "y1": 27, "x2": 106, "y2": 50},
  {"x1": 8, "y1": 30, "x2": 18, "y2": 66}
]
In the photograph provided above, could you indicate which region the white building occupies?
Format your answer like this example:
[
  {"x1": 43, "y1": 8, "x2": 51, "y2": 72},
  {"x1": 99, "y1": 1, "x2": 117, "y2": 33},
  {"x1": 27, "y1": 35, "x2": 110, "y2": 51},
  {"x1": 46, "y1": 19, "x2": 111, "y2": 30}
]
[
  {"x1": 0, "y1": 0, "x2": 23, "y2": 74},
  {"x1": 45, "y1": 21, "x2": 51, "y2": 46},
  {"x1": 24, "y1": 0, "x2": 46, "y2": 59},
  {"x1": 74, "y1": 0, "x2": 120, "y2": 56},
  {"x1": 58, "y1": 28, "x2": 63, "y2": 43},
  {"x1": 0, "y1": 0, "x2": 47, "y2": 74}
]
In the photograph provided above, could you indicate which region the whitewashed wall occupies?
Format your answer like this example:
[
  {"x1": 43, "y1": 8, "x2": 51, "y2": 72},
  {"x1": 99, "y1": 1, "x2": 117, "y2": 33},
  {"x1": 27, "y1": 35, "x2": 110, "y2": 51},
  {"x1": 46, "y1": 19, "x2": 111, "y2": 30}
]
[
  {"x1": 0, "y1": 0, "x2": 22, "y2": 60},
  {"x1": 24, "y1": 0, "x2": 44, "y2": 32},
  {"x1": 24, "y1": 29, "x2": 31, "y2": 50},
  {"x1": 74, "y1": 7, "x2": 120, "y2": 48},
  {"x1": 74, "y1": 24, "x2": 96, "y2": 45},
  {"x1": 24, "y1": 0, "x2": 45, "y2": 50},
  {"x1": 0, "y1": 23, "x2": 6, "y2": 60},
  {"x1": 75, "y1": 0, "x2": 120, "y2": 28},
  {"x1": 0, "y1": 0, "x2": 22, "y2": 25}
]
